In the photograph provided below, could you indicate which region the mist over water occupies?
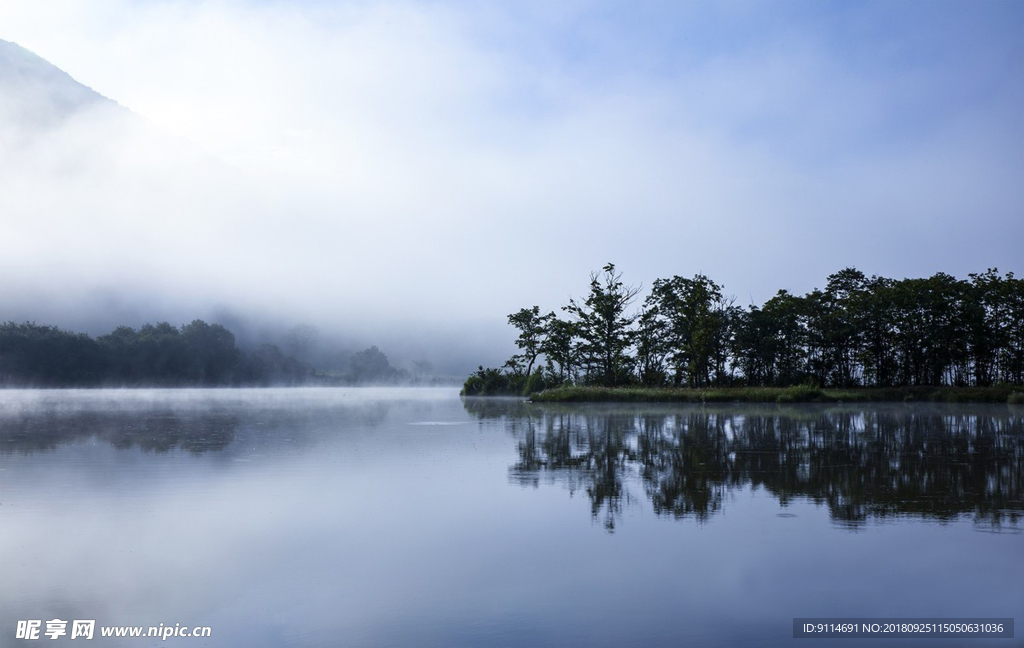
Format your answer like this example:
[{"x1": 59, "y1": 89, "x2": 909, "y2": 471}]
[{"x1": 1, "y1": 389, "x2": 1020, "y2": 646}]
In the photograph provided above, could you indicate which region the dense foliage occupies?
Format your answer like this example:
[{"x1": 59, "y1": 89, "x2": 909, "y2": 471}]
[
  {"x1": 463, "y1": 265, "x2": 1024, "y2": 396},
  {"x1": 0, "y1": 320, "x2": 310, "y2": 386}
]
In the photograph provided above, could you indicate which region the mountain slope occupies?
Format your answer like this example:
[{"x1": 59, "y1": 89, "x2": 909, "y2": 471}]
[
  {"x1": 0, "y1": 38, "x2": 113, "y2": 134},
  {"x1": 0, "y1": 39, "x2": 234, "y2": 332}
]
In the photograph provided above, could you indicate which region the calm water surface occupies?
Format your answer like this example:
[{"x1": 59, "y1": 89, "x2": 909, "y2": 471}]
[{"x1": 0, "y1": 388, "x2": 1021, "y2": 647}]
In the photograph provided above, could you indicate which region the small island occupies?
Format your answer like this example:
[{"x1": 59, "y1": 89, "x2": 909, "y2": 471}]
[{"x1": 463, "y1": 264, "x2": 1024, "y2": 404}]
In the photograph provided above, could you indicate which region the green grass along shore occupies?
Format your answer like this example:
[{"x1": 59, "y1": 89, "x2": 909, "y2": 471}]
[{"x1": 528, "y1": 385, "x2": 1024, "y2": 404}]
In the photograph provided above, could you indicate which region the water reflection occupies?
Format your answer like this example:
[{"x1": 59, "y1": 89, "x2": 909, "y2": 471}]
[
  {"x1": 0, "y1": 390, "x2": 1020, "y2": 646},
  {"x1": 0, "y1": 411, "x2": 239, "y2": 455},
  {"x1": 0, "y1": 388, "x2": 405, "y2": 456},
  {"x1": 464, "y1": 399, "x2": 1024, "y2": 530}
]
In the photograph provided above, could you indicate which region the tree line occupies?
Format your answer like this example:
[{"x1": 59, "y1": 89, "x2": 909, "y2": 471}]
[
  {"x1": 463, "y1": 264, "x2": 1024, "y2": 395},
  {"x1": 0, "y1": 320, "x2": 422, "y2": 387},
  {"x1": 0, "y1": 320, "x2": 311, "y2": 386}
]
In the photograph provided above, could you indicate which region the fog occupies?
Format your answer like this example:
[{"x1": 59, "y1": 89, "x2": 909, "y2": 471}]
[{"x1": 1, "y1": 1, "x2": 1022, "y2": 374}]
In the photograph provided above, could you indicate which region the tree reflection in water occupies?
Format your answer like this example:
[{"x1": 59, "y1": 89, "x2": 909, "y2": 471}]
[
  {"x1": 464, "y1": 399, "x2": 1024, "y2": 531},
  {"x1": 0, "y1": 394, "x2": 396, "y2": 457},
  {"x1": 0, "y1": 410, "x2": 240, "y2": 455}
]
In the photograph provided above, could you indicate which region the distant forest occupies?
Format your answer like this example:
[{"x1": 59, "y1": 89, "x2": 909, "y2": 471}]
[
  {"x1": 0, "y1": 320, "x2": 415, "y2": 387},
  {"x1": 464, "y1": 265, "x2": 1024, "y2": 395}
]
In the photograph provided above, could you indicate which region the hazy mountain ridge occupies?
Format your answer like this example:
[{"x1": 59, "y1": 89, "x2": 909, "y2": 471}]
[
  {"x1": 0, "y1": 37, "x2": 222, "y2": 169},
  {"x1": 0, "y1": 38, "x2": 237, "y2": 322},
  {"x1": 0, "y1": 38, "x2": 510, "y2": 377},
  {"x1": 0, "y1": 38, "x2": 110, "y2": 128}
]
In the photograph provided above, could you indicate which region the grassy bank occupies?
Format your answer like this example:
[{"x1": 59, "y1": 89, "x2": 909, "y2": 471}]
[{"x1": 530, "y1": 385, "x2": 1024, "y2": 404}]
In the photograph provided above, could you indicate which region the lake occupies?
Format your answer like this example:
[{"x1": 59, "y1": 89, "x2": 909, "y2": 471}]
[{"x1": 1, "y1": 388, "x2": 1021, "y2": 647}]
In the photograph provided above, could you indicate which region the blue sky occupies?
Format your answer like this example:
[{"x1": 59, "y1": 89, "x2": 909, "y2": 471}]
[{"x1": 0, "y1": 0, "x2": 1021, "y2": 368}]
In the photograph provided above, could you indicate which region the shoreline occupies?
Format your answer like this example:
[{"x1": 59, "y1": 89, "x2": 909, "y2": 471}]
[{"x1": 528, "y1": 385, "x2": 1024, "y2": 404}]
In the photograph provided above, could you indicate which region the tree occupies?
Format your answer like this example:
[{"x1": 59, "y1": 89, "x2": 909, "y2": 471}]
[
  {"x1": 822, "y1": 267, "x2": 868, "y2": 387},
  {"x1": 646, "y1": 274, "x2": 731, "y2": 387},
  {"x1": 180, "y1": 320, "x2": 240, "y2": 384},
  {"x1": 541, "y1": 316, "x2": 578, "y2": 385},
  {"x1": 856, "y1": 276, "x2": 896, "y2": 388},
  {"x1": 968, "y1": 269, "x2": 1008, "y2": 386},
  {"x1": 507, "y1": 306, "x2": 551, "y2": 380},
  {"x1": 1000, "y1": 272, "x2": 1024, "y2": 384},
  {"x1": 348, "y1": 346, "x2": 400, "y2": 383},
  {"x1": 565, "y1": 263, "x2": 640, "y2": 386},
  {"x1": 634, "y1": 306, "x2": 669, "y2": 386},
  {"x1": 732, "y1": 305, "x2": 773, "y2": 386}
]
